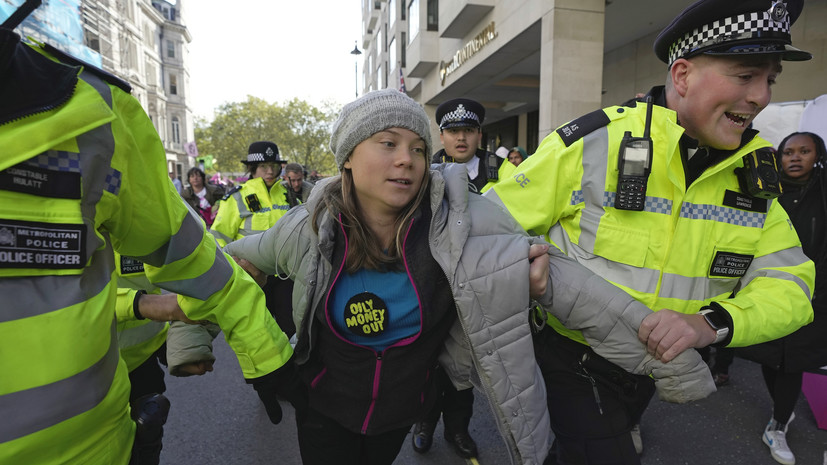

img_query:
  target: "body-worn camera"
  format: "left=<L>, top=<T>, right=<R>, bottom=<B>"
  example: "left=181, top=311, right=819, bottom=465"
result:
left=245, top=193, right=263, bottom=212
left=737, top=148, right=783, bottom=199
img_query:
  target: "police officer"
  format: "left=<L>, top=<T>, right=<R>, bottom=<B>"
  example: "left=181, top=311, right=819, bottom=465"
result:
left=431, top=98, right=513, bottom=194
left=486, top=1, right=815, bottom=464
left=211, top=141, right=291, bottom=247
left=168, top=142, right=297, bottom=379
left=0, top=9, right=294, bottom=464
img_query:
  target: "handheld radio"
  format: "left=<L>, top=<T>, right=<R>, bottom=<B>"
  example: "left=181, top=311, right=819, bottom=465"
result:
left=615, top=97, right=654, bottom=211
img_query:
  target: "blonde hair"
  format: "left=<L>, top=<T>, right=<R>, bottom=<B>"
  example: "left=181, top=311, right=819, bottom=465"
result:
left=312, top=168, right=430, bottom=272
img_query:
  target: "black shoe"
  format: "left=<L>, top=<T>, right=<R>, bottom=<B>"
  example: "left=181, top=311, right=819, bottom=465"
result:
left=411, top=421, right=436, bottom=454
left=445, top=431, right=478, bottom=459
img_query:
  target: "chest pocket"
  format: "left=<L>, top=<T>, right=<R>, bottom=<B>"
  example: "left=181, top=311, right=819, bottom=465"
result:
left=0, top=155, right=88, bottom=277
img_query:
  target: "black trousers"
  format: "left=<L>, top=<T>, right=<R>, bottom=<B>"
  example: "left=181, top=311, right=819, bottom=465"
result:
left=422, top=364, right=474, bottom=434
left=296, top=407, right=411, bottom=465
left=533, top=326, right=654, bottom=465
left=128, top=345, right=167, bottom=402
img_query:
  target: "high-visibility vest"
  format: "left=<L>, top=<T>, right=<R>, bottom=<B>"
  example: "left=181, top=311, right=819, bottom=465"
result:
left=211, top=176, right=291, bottom=247
left=0, top=34, right=291, bottom=464
left=487, top=101, right=814, bottom=347
left=114, top=253, right=167, bottom=372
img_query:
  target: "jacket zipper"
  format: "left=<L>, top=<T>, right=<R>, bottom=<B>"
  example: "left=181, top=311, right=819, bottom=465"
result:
left=0, top=85, right=76, bottom=127
left=361, top=352, right=383, bottom=434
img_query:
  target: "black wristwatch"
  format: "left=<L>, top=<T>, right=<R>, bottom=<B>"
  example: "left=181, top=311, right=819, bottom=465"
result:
left=698, top=307, right=730, bottom=344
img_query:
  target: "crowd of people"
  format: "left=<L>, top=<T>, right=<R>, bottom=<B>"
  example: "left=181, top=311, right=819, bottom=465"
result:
left=2, top=1, right=825, bottom=465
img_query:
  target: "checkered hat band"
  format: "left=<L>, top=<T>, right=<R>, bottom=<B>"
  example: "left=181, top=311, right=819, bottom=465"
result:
left=668, top=10, right=790, bottom=64
left=440, top=108, right=481, bottom=128
left=247, top=153, right=266, bottom=162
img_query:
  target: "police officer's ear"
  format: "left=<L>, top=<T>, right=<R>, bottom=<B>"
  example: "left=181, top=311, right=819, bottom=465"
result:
left=343, top=157, right=353, bottom=170
left=670, top=58, right=692, bottom=98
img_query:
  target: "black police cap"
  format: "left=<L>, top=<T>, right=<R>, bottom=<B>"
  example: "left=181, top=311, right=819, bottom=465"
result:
left=654, top=0, right=811, bottom=65
left=436, top=98, right=485, bottom=130
left=243, top=141, right=285, bottom=165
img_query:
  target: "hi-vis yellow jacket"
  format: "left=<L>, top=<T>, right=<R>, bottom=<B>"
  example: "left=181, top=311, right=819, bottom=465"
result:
left=114, top=253, right=167, bottom=372
left=211, top=176, right=291, bottom=247
left=0, top=33, right=291, bottom=464
left=486, top=100, right=814, bottom=347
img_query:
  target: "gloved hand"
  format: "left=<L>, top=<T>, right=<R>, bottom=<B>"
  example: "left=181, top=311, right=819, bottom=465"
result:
left=248, top=356, right=305, bottom=424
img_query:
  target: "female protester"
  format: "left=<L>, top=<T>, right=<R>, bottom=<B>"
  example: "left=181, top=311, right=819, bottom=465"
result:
left=225, top=89, right=713, bottom=465
left=740, top=132, right=827, bottom=465
left=507, top=146, right=529, bottom=167
left=181, top=167, right=224, bottom=227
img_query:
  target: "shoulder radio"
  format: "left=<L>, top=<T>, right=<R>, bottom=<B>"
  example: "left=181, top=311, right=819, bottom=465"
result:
left=615, top=97, right=654, bottom=211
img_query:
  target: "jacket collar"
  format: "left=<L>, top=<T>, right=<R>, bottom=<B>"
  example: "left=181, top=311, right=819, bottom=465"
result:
left=0, top=29, right=79, bottom=126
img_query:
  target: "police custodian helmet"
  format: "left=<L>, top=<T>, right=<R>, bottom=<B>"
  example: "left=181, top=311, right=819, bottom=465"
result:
left=654, top=0, right=812, bottom=66
left=435, top=98, right=486, bottom=130
left=242, top=141, right=285, bottom=165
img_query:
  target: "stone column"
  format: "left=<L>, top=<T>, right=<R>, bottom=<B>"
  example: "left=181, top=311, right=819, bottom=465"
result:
left=538, top=0, right=605, bottom=140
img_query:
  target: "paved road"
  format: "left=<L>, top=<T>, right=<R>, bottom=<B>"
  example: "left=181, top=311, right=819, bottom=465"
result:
left=161, top=335, right=827, bottom=464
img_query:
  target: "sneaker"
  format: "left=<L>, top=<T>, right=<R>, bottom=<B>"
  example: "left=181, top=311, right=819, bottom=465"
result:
left=630, top=424, right=643, bottom=454
left=763, top=420, right=795, bottom=465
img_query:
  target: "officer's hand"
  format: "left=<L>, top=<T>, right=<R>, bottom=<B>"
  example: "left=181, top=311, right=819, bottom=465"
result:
left=637, top=309, right=717, bottom=363
left=233, top=256, right=267, bottom=287
left=528, top=244, right=550, bottom=299
left=137, top=293, right=198, bottom=324
left=177, top=360, right=215, bottom=376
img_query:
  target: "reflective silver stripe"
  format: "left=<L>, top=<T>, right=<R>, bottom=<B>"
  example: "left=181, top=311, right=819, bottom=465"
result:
left=238, top=227, right=260, bottom=237
left=155, top=246, right=234, bottom=300
left=133, top=212, right=204, bottom=267
left=577, top=127, right=610, bottom=252
left=210, top=228, right=233, bottom=245
left=659, top=272, right=738, bottom=302
left=0, top=244, right=114, bottom=322
left=118, top=320, right=167, bottom=349
left=80, top=69, right=112, bottom=108
left=739, top=247, right=813, bottom=299
left=0, top=318, right=120, bottom=443
left=679, top=202, right=766, bottom=228
left=547, top=226, right=661, bottom=294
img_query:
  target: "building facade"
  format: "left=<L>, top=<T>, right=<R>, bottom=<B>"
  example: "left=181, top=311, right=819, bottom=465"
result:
left=362, top=0, right=827, bottom=153
left=81, top=0, right=195, bottom=180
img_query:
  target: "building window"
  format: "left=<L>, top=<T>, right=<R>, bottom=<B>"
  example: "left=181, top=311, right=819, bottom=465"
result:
left=378, top=62, right=383, bottom=89
left=169, top=74, right=177, bottom=95
left=377, top=26, right=383, bottom=56
left=389, top=36, right=396, bottom=70
left=401, top=32, right=406, bottom=67
left=426, top=0, right=438, bottom=31
left=401, top=0, right=406, bottom=20
left=171, top=116, right=180, bottom=144
left=408, top=0, right=419, bottom=43
left=389, top=0, right=396, bottom=28
left=167, top=40, right=175, bottom=58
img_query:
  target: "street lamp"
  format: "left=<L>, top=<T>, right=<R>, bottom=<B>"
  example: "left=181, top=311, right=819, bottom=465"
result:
left=350, top=41, right=362, bottom=99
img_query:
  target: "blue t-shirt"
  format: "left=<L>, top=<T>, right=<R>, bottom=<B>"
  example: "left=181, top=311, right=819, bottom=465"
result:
left=330, top=267, right=421, bottom=351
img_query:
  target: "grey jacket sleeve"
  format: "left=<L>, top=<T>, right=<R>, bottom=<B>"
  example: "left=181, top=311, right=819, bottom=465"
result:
left=540, top=244, right=715, bottom=403
left=223, top=206, right=310, bottom=278
left=166, top=321, right=221, bottom=377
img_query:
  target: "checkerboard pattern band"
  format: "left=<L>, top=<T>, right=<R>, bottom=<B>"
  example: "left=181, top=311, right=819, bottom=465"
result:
left=246, top=153, right=266, bottom=162
left=667, top=9, right=790, bottom=65
left=439, top=104, right=481, bottom=128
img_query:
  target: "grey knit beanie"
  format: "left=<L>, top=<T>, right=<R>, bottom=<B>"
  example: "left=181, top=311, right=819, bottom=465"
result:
left=330, top=89, right=432, bottom=171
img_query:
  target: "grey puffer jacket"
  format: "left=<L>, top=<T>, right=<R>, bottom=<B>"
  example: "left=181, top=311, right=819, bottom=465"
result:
left=224, top=163, right=714, bottom=464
